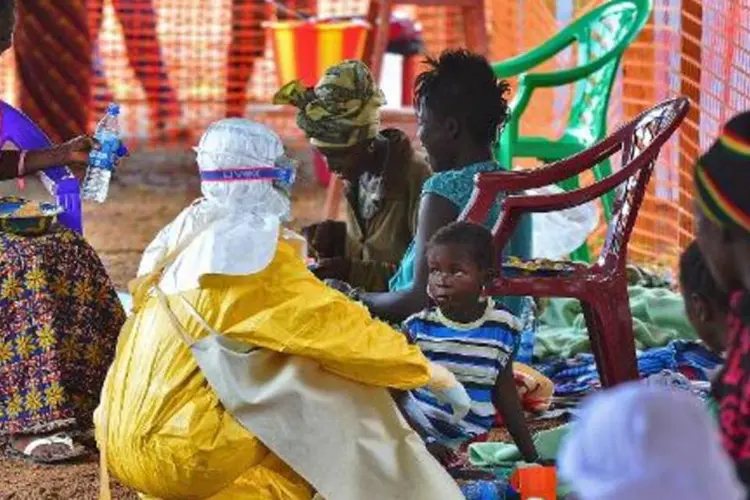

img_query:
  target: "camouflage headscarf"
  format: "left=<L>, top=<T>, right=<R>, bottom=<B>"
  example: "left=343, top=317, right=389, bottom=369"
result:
left=272, top=60, right=386, bottom=149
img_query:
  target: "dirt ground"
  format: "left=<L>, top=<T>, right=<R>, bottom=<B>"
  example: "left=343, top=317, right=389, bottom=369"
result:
left=0, top=147, right=328, bottom=499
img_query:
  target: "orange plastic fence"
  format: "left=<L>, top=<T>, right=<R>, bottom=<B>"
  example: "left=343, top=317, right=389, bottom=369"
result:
left=0, top=0, right=746, bottom=268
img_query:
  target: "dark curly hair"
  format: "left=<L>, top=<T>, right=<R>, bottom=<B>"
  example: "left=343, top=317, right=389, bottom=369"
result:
left=427, top=221, right=495, bottom=272
left=679, top=241, right=729, bottom=313
left=414, top=49, right=511, bottom=146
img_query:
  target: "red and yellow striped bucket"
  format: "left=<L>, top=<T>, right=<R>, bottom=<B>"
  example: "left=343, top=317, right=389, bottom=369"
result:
left=267, top=19, right=371, bottom=87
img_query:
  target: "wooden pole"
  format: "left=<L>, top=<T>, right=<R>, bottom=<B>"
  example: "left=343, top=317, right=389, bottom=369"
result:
left=14, top=1, right=92, bottom=142
left=620, top=7, right=658, bottom=262
left=678, top=0, right=702, bottom=250
left=490, top=0, right=520, bottom=63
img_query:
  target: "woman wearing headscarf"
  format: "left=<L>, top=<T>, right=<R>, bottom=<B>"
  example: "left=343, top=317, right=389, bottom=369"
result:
left=559, top=382, right=744, bottom=500
left=274, top=60, right=430, bottom=292
left=693, top=110, right=750, bottom=496
left=96, top=119, right=468, bottom=499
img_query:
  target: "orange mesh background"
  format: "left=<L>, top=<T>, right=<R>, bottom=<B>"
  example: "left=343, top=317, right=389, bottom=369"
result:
left=0, top=0, right=746, bottom=267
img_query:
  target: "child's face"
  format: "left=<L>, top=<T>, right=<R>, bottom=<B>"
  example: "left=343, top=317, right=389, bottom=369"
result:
left=427, top=243, right=486, bottom=314
left=684, top=291, right=727, bottom=355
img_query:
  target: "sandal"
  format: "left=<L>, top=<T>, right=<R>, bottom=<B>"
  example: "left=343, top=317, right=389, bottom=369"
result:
left=5, top=432, right=88, bottom=464
left=70, top=428, right=98, bottom=450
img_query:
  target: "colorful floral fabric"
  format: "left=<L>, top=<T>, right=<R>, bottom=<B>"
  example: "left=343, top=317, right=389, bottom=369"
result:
left=0, top=226, right=125, bottom=435
left=538, top=340, right=722, bottom=396
left=714, top=291, right=750, bottom=464
left=458, top=479, right=510, bottom=499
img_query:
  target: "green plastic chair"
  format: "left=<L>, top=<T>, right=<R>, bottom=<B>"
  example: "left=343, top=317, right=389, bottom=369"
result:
left=493, top=0, right=653, bottom=262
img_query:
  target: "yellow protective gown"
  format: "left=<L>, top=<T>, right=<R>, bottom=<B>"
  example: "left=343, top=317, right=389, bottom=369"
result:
left=95, top=239, right=431, bottom=499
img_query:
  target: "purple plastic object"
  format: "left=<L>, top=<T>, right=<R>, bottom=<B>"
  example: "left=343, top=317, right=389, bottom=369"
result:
left=0, top=101, right=82, bottom=233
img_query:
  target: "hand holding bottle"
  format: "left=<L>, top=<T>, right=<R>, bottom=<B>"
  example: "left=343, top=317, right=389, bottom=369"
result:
left=82, top=103, right=128, bottom=203
left=59, top=136, right=98, bottom=167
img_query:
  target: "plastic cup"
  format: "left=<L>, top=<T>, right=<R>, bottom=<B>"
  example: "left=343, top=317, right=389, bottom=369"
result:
left=510, top=465, right=557, bottom=500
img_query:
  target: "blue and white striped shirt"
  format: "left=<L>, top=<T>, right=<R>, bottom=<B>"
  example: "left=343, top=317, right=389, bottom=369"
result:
left=404, top=299, right=521, bottom=438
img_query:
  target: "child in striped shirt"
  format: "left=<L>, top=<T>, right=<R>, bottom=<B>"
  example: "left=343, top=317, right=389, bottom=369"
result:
left=398, top=221, right=538, bottom=463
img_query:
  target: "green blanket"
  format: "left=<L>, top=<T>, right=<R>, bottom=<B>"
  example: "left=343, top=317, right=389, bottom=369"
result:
left=535, top=285, right=697, bottom=360
left=468, top=425, right=569, bottom=467
left=469, top=396, right=717, bottom=468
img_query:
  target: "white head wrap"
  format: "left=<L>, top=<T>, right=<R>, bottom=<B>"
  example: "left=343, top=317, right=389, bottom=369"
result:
left=138, top=119, right=300, bottom=293
left=558, top=382, right=743, bottom=500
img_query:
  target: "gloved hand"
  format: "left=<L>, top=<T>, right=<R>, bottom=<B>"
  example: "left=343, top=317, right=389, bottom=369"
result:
left=434, top=386, right=472, bottom=424
left=427, top=363, right=472, bottom=423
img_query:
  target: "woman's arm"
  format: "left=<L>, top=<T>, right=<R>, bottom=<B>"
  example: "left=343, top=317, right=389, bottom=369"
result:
left=493, top=362, right=538, bottom=463
left=391, top=388, right=460, bottom=466
left=391, top=389, right=432, bottom=437
left=358, top=193, right=458, bottom=322
left=0, top=136, right=96, bottom=180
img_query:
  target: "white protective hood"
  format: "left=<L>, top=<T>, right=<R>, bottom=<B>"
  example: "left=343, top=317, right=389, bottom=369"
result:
left=138, top=119, right=298, bottom=294
left=558, top=382, right=744, bottom=500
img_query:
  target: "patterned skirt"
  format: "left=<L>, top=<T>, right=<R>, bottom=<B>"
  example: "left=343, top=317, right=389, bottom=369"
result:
left=0, top=227, right=125, bottom=435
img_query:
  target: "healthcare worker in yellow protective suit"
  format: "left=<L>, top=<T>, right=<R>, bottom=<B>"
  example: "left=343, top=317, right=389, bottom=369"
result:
left=95, top=119, right=469, bottom=500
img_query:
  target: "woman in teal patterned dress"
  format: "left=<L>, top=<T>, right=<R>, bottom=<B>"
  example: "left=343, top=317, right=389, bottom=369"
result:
left=356, top=49, right=513, bottom=323
left=0, top=1, right=126, bottom=465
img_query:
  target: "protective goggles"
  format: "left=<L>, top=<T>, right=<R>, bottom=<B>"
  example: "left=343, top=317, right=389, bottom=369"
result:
left=200, top=164, right=296, bottom=193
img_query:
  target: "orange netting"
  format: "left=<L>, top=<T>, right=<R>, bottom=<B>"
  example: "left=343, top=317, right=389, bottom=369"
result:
left=0, top=0, right=746, bottom=268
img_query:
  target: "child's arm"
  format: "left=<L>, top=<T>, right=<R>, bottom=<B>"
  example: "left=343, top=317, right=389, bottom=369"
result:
left=390, top=389, right=459, bottom=467
left=390, top=389, right=431, bottom=437
left=493, top=362, right=538, bottom=463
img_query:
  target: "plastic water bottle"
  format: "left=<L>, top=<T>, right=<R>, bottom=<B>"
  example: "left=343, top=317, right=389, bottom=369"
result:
left=82, top=103, right=127, bottom=203
left=516, top=297, right=537, bottom=364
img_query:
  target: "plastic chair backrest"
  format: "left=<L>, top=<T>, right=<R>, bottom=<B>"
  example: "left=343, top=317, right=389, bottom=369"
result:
left=597, top=98, right=687, bottom=270
left=566, top=0, right=652, bottom=141
left=464, top=98, right=688, bottom=272
left=0, top=101, right=82, bottom=234
left=502, top=202, right=532, bottom=317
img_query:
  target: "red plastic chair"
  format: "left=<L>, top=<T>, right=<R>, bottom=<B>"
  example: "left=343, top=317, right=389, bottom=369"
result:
left=461, top=98, right=689, bottom=387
